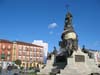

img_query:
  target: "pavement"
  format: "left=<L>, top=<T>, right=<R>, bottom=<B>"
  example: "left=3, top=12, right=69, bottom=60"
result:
left=0, top=69, right=20, bottom=75
left=0, top=69, right=37, bottom=75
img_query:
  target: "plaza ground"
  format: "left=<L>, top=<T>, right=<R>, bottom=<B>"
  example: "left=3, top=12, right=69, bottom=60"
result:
left=0, top=69, right=38, bottom=75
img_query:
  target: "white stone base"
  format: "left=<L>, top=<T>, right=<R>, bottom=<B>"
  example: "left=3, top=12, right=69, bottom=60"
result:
left=37, top=55, right=55, bottom=75
left=59, top=47, right=100, bottom=75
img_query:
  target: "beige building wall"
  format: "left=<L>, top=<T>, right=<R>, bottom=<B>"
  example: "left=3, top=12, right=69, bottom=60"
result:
left=12, top=41, right=44, bottom=68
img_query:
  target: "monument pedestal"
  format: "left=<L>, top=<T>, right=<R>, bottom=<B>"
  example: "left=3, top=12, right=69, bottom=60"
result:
left=59, top=47, right=100, bottom=75
left=37, top=54, right=55, bottom=75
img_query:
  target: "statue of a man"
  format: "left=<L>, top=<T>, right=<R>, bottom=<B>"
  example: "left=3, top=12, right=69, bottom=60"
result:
left=53, top=46, right=57, bottom=55
left=66, top=15, right=72, bottom=25
left=65, top=39, right=74, bottom=57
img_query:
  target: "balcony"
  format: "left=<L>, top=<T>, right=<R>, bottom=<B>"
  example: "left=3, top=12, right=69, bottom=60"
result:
left=7, top=54, right=11, bottom=56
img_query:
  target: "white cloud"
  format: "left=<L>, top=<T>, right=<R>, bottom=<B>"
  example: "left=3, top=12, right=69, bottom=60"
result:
left=49, top=31, right=53, bottom=35
left=48, top=22, right=57, bottom=29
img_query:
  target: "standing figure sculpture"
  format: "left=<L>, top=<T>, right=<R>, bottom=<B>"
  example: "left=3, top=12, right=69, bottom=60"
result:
left=59, top=11, right=78, bottom=57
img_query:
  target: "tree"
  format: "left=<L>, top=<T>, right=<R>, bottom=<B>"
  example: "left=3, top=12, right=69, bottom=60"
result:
left=14, top=59, right=21, bottom=67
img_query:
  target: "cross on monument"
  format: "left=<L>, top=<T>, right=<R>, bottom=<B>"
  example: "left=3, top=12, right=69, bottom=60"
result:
left=65, top=4, right=70, bottom=11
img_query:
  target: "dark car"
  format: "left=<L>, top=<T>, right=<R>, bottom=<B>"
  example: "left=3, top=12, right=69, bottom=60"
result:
left=98, top=64, right=100, bottom=68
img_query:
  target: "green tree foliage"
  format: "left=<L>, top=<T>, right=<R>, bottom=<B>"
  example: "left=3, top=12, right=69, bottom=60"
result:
left=14, top=59, right=21, bottom=66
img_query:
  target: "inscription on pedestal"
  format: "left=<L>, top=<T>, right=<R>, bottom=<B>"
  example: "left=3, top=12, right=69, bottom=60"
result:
left=75, top=55, right=85, bottom=62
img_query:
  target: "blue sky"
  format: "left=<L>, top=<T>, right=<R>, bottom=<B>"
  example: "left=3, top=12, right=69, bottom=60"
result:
left=0, top=0, right=100, bottom=52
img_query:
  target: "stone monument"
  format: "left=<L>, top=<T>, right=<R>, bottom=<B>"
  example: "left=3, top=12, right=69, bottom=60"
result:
left=55, top=11, right=100, bottom=75
left=38, top=11, right=100, bottom=75
left=52, top=11, right=78, bottom=71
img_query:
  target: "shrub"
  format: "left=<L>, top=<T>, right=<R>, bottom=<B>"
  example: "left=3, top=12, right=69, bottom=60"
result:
left=20, top=66, right=24, bottom=70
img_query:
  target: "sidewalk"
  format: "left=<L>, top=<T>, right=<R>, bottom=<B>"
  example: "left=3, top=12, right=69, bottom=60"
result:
left=0, top=69, right=37, bottom=75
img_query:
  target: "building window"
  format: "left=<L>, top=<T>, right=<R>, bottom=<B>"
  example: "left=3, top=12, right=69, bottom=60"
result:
left=7, top=56, right=10, bottom=60
left=33, top=52, right=36, bottom=57
left=30, top=52, right=33, bottom=57
left=26, top=52, right=28, bottom=56
left=23, top=46, right=26, bottom=51
left=18, top=45, right=22, bottom=49
left=30, top=48, right=33, bottom=51
left=33, top=47, right=36, bottom=52
left=30, top=58, right=33, bottom=62
left=23, top=51, right=26, bottom=56
left=30, top=54, right=33, bottom=57
left=18, top=56, right=21, bottom=60
left=8, top=45, right=11, bottom=50
left=2, top=45, right=6, bottom=50
left=36, top=48, right=39, bottom=52
left=7, top=51, right=11, bottom=56
left=18, top=51, right=22, bottom=56
left=36, top=57, right=39, bottom=62
left=36, top=53, right=40, bottom=57
left=30, top=57, right=32, bottom=60
left=40, top=57, right=43, bottom=62
left=40, top=53, right=43, bottom=57
left=22, top=56, right=25, bottom=61
left=33, top=57, right=36, bottom=62
left=30, top=52, right=33, bottom=56
left=40, top=48, right=43, bottom=52
left=26, top=57, right=29, bottom=61
left=25, top=47, right=28, bottom=51
left=8, top=51, right=10, bottom=55
left=19, top=48, right=22, bottom=51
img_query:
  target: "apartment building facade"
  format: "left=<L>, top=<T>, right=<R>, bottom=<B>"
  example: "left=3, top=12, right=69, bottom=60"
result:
left=32, top=40, right=48, bottom=63
left=0, top=39, right=13, bottom=68
left=12, top=41, right=44, bottom=68
left=0, top=39, right=44, bottom=68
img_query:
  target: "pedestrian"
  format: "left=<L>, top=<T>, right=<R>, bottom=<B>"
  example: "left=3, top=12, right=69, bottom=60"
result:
left=7, top=64, right=12, bottom=75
